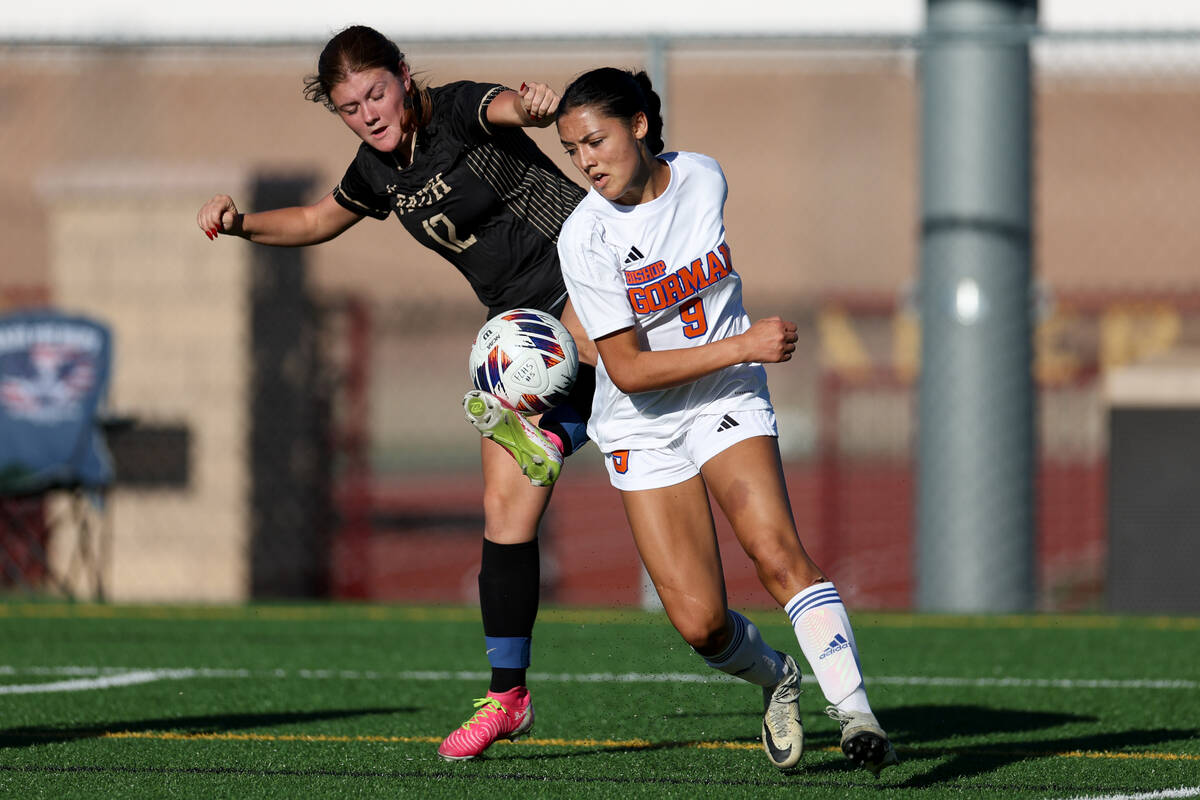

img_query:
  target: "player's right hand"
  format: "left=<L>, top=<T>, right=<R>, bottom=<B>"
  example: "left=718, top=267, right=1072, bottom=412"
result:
left=518, top=81, right=560, bottom=126
left=742, top=316, right=799, bottom=363
left=197, top=194, right=240, bottom=240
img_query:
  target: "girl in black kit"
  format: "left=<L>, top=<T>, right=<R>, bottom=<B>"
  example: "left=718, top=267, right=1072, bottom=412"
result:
left=196, top=25, right=592, bottom=761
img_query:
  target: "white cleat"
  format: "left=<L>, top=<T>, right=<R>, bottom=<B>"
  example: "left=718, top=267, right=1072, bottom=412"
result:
left=826, top=706, right=899, bottom=777
left=761, top=651, right=804, bottom=770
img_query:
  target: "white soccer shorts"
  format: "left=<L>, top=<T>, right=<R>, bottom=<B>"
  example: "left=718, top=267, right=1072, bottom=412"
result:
left=602, top=408, right=777, bottom=491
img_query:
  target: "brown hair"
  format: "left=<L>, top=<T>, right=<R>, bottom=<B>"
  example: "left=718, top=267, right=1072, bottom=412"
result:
left=302, top=25, right=431, bottom=126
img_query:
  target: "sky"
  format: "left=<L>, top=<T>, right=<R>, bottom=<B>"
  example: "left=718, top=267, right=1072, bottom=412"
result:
left=4, top=1, right=1200, bottom=41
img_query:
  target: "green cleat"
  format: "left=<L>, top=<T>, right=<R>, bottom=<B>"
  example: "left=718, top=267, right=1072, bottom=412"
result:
left=464, top=390, right=563, bottom=487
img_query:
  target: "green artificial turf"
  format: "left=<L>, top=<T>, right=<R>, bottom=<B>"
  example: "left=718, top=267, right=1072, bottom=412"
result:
left=1, top=602, right=1197, bottom=799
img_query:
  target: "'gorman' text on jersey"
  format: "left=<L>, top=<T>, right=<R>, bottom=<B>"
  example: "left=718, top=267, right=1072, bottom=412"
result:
left=557, top=151, right=772, bottom=452
left=332, top=81, right=585, bottom=317
left=625, top=243, right=733, bottom=314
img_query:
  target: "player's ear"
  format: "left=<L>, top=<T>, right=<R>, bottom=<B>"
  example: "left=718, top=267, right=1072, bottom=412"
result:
left=631, top=111, right=648, bottom=141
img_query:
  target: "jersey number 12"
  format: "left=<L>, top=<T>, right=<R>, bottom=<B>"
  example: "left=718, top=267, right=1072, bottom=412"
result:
left=423, top=213, right=478, bottom=254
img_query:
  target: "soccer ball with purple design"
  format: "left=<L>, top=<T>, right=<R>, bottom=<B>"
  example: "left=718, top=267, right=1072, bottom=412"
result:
left=468, top=308, right=579, bottom=415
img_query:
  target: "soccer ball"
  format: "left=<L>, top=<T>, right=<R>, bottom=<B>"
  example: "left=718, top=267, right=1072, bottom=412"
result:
left=468, top=308, right=579, bottom=415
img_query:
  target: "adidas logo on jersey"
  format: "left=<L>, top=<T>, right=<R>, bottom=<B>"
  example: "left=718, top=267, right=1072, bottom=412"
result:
left=819, top=633, right=851, bottom=660
left=716, top=414, right=739, bottom=432
left=623, top=245, right=645, bottom=264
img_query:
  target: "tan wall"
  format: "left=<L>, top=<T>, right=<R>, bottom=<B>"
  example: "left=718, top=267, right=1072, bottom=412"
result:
left=41, top=166, right=253, bottom=602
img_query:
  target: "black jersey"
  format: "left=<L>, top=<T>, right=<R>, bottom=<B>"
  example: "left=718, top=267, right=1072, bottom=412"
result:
left=333, top=81, right=586, bottom=318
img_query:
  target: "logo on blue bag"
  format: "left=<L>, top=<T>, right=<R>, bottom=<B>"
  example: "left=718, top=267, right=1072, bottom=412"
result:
left=0, top=324, right=101, bottom=424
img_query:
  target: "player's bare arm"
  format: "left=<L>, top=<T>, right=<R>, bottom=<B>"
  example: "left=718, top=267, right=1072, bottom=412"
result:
left=198, top=191, right=362, bottom=246
left=595, top=316, right=798, bottom=395
left=487, top=81, right=560, bottom=128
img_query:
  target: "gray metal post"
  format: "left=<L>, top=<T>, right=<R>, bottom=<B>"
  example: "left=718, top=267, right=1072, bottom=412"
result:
left=917, top=0, right=1037, bottom=611
left=640, top=35, right=669, bottom=612
left=646, top=35, right=670, bottom=148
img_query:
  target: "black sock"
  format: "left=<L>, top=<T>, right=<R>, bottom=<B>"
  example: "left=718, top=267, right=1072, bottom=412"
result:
left=478, top=538, right=540, bottom=693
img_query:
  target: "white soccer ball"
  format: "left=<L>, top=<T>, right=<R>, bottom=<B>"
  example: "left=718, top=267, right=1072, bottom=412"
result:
left=468, top=308, right=579, bottom=416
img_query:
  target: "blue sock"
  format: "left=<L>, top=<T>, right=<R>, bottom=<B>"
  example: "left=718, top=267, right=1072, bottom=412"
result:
left=540, top=404, right=589, bottom=457
left=484, top=636, right=532, bottom=670
left=539, top=363, right=594, bottom=457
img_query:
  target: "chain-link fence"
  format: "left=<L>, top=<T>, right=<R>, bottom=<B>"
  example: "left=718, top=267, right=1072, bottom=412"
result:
left=2, top=31, right=1198, bottom=609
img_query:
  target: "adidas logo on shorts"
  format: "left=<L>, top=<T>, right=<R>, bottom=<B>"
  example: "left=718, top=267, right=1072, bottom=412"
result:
left=716, top=414, right=739, bottom=432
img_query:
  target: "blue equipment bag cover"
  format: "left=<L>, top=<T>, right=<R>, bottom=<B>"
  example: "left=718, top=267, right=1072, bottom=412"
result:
left=0, top=311, right=114, bottom=493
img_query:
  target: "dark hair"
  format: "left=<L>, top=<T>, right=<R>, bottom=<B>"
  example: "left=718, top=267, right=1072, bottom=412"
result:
left=302, top=25, right=430, bottom=124
left=558, top=67, right=665, bottom=155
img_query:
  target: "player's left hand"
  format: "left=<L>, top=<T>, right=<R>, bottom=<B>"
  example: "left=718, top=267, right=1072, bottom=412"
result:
left=519, top=82, right=560, bottom=126
left=742, top=316, right=799, bottom=363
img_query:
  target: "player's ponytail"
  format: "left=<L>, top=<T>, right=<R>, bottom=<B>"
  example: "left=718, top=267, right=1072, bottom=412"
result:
left=559, top=67, right=666, bottom=155
left=630, top=71, right=665, bottom=155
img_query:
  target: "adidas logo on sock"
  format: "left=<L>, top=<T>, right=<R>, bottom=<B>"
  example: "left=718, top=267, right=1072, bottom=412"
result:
left=716, top=414, right=739, bottom=432
left=819, top=633, right=850, bottom=660
left=623, top=245, right=645, bottom=264
left=820, top=633, right=849, bottom=662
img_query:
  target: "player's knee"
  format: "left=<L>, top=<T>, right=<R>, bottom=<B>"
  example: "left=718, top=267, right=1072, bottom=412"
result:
left=674, top=609, right=729, bottom=654
left=745, top=537, right=822, bottom=592
left=481, top=503, right=538, bottom=543
left=480, top=487, right=545, bottom=542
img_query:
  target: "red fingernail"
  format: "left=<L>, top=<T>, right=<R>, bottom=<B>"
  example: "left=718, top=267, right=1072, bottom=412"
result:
left=520, top=83, right=527, bottom=92
left=205, top=231, right=213, bottom=240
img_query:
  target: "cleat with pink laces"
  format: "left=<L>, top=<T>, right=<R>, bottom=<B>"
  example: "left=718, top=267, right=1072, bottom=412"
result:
left=463, top=390, right=562, bottom=487
left=437, top=686, right=534, bottom=761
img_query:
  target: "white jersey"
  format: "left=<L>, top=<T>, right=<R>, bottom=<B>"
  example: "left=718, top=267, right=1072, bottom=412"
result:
left=558, top=151, right=771, bottom=451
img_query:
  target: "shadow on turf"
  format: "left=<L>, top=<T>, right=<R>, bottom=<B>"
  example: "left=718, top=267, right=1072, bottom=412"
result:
left=0, top=707, right=416, bottom=749
left=490, top=703, right=1195, bottom=789
left=830, top=703, right=1199, bottom=788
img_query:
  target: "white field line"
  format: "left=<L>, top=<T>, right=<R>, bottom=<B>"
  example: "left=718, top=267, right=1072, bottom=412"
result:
left=1053, top=787, right=1200, bottom=800
left=0, top=670, right=174, bottom=695
left=0, top=665, right=1196, bottom=695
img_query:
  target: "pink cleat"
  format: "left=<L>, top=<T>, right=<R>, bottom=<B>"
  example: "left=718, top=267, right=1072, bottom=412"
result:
left=437, top=686, right=534, bottom=761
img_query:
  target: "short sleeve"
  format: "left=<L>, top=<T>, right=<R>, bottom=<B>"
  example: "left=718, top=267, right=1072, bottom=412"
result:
left=558, top=217, right=635, bottom=340
left=332, top=155, right=390, bottom=220
left=437, top=82, right=508, bottom=143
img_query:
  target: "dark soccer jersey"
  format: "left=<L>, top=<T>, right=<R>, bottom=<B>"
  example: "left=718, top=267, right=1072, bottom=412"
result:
left=333, top=81, right=586, bottom=318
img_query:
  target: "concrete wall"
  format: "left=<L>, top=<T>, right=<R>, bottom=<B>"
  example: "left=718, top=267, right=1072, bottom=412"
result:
left=41, top=165, right=253, bottom=602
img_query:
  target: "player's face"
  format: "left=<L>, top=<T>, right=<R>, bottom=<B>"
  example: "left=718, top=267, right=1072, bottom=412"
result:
left=558, top=105, right=652, bottom=205
left=329, top=66, right=413, bottom=153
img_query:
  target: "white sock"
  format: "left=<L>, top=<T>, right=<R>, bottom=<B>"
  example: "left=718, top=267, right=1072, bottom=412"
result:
left=701, top=610, right=786, bottom=688
left=785, top=582, right=872, bottom=712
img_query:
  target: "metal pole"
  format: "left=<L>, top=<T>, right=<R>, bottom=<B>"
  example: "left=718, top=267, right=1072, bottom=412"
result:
left=640, top=35, right=669, bottom=612
left=646, top=35, right=669, bottom=149
left=917, top=0, right=1037, bottom=611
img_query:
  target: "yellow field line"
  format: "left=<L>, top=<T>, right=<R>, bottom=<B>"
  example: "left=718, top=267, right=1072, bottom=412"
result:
left=96, top=730, right=1200, bottom=762
left=1, top=603, right=1197, bottom=631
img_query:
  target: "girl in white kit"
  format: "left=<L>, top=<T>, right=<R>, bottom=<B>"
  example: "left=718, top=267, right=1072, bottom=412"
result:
left=553, top=66, right=898, bottom=776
